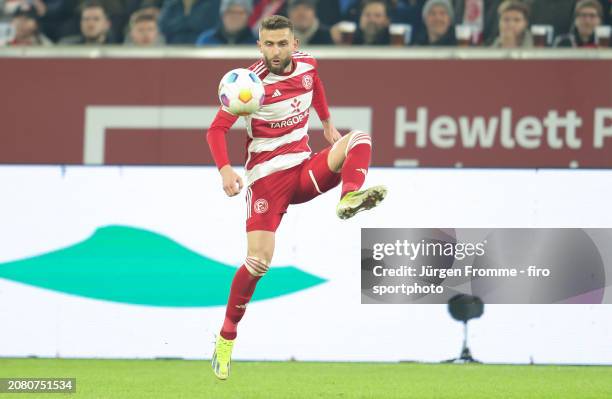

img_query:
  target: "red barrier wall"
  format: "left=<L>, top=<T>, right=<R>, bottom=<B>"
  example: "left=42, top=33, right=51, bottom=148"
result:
left=1, top=57, right=611, bottom=167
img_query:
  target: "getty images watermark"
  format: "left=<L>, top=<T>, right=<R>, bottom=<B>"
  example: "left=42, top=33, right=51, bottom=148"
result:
left=361, top=228, right=611, bottom=304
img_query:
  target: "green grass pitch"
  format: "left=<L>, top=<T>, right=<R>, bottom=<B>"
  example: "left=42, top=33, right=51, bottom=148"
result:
left=1, top=358, right=611, bottom=398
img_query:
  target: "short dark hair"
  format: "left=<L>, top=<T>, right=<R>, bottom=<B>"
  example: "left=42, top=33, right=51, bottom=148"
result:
left=81, top=0, right=109, bottom=18
left=361, top=0, right=389, bottom=16
left=575, top=0, right=603, bottom=18
left=129, top=10, right=157, bottom=29
left=260, top=15, right=294, bottom=33
left=497, top=0, right=530, bottom=20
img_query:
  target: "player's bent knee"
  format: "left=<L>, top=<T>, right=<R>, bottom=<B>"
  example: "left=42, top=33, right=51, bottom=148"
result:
left=244, top=256, right=270, bottom=277
left=344, top=130, right=372, bottom=157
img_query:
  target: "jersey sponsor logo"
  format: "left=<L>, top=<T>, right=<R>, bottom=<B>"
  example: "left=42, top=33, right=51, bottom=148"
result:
left=302, top=74, right=313, bottom=90
left=272, top=89, right=282, bottom=98
left=269, top=109, right=309, bottom=129
left=254, top=198, right=269, bottom=214
left=291, top=98, right=301, bottom=114
left=356, top=168, right=368, bottom=176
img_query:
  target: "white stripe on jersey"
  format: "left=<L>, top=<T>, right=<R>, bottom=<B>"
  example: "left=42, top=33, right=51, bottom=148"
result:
left=246, top=152, right=310, bottom=185
left=248, top=124, right=308, bottom=153
left=253, top=63, right=266, bottom=75
left=262, top=62, right=314, bottom=84
left=252, top=91, right=313, bottom=122
left=244, top=115, right=254, bottom=138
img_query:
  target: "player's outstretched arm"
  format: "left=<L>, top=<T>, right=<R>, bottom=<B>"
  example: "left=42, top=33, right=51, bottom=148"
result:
left=311, top=68, right=339, bottom=145
left=219, top=165, right=244, bottom=197
left=206, top=108, right=242, bottom=197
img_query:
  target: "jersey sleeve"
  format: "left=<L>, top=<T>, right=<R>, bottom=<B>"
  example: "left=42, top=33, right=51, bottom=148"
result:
left=311, top=70, right=330, bottom=122
left=296, top=53, right=330, bottom=122
left=206, top=107, right=239, bottom=170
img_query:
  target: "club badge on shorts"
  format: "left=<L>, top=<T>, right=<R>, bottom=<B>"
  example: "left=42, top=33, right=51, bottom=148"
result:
left=254, top=198, right=269, bottom=214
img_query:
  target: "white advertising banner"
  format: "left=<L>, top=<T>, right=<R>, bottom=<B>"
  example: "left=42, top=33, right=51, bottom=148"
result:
left=0, top=166, right=611, bottom=364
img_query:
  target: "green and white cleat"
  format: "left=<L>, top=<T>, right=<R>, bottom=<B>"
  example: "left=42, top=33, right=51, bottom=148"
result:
left=336, top=185, right=387, bottom=220
left=211, top=335, right=234, bottom=380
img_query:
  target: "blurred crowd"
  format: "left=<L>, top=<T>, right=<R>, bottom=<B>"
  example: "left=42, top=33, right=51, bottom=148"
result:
left=1, top=0, right=611, bottom=48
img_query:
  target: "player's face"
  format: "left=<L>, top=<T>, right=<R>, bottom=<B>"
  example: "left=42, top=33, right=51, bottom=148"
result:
left=258, top=28, right=298, bottom=75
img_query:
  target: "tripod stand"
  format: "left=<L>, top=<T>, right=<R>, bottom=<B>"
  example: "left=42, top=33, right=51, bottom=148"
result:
left=443, top=294, right=483, bottom=364
left=444, top=320, right=480, bottom=363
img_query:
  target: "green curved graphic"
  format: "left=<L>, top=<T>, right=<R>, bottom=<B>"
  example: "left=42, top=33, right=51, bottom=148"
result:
left=0, top=225, right=326, bottom=307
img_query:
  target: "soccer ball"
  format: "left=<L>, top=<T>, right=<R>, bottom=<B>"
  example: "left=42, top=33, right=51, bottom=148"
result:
left=218, top=68, right=265, bottom=116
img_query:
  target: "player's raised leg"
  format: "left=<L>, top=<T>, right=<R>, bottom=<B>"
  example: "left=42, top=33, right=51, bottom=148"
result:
left=328, top=130, right=387, bottom=219
left=212, top=231, right=274, bottom=380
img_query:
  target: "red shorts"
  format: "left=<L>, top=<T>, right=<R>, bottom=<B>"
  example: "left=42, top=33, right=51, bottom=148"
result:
left=246, top=147, right=341, bottom=232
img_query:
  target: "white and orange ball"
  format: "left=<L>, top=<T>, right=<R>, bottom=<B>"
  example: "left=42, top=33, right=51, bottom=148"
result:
left=218, top=68, right=265, bottom=116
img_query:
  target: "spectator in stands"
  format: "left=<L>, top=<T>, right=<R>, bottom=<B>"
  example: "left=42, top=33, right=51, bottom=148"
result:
left=288, top=0, right=332, bottom=45
left=491, top=0, right=532, bottom=48
left=332, top=0, right=390, bottom=45
left=9, top=4, right=52, bottom=45
left=196, top=0, right=256, bottom=45
left=414, top=0, right=455, bottom=45
left=57, top=0, right=129, bottom=44
left=354, top=0, right=391, bottom=44
left=554, top=0, right=604, bottom=48
left=159, top=0, right=221, bottom=44
left=453, top=0, right=503, bottom=45
left=340, top=0, right=424, bottom=28
left=59, top=1, right=114, bottom=44
left=124, top=9, right=165, bottom=46
left=1, top=0, right=47, bottom=22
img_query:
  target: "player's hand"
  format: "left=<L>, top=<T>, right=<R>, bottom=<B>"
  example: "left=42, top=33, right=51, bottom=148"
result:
left=219, top=165, right=244, bottom=197
left=323, top=122, right=342, bottom=145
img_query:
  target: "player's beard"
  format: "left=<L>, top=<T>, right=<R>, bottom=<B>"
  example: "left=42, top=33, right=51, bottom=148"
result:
left=264, top=54, right=292, bottom=75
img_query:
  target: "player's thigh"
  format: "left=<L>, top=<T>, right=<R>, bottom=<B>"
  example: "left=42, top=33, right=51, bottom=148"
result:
left=247, top=230, right=275, bottom=263
left=291, top=148, right=341, bottom=204
left=246, top=167, right=298, bottom=234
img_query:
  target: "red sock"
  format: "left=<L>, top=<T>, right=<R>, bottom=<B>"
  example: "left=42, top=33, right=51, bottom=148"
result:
left=341, top=131, right=372, bottom=198
left=220, top=258, right=268, bottom=340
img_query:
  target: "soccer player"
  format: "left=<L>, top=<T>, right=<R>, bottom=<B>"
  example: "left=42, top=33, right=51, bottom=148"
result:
left=207, top=15, right=386, bottom=380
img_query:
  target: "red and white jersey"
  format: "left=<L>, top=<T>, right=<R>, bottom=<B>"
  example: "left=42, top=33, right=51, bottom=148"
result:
left=208, top=51, right=330, bottom=186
